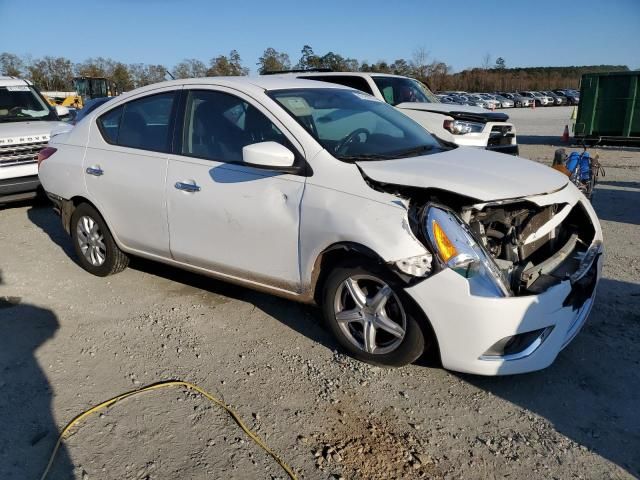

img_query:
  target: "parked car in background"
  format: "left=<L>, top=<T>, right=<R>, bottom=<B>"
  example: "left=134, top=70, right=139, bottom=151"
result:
left=541, top=91, right=565, bottom=105
left=283, top=72, right=518, bottom=154
left=0, top=76, right=71, bottom=203
left=487, top=94, right=514, bottom=108
left=554, top=89, right=580, bottom=105
left=437, top=95, right=467, bottom=105
left=455, top=94, right=488, bottom=108
left=519, top=91, right=551, bottom=107
left=39, top=76, right=603, bottom=374
left=464, top=94, right=492, bottom=109
left=477, top=94, right=502, bottom=109
left=499, top=92, right=530, bottom=108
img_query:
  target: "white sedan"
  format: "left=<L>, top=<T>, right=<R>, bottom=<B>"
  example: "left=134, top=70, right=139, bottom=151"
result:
left=38, top=77, right=602, bottom=375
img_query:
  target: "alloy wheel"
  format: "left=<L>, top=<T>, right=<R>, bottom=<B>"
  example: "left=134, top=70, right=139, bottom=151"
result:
left=333, top=275, right=407, bottom=355
left=76, top=215, right=107, bottom=266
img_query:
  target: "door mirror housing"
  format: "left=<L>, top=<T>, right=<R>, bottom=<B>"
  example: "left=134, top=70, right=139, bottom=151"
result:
left=242, top=141, right=295, bottom=169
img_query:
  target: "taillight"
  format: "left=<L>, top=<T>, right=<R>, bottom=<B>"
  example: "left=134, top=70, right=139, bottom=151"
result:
left=37, top=147, right=57, bottom=169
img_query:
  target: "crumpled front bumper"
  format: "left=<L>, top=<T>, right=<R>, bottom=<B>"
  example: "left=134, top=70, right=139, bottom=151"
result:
left=405, top=187, right=603, bottom=376
left=406, top=250, right=601, bottom=375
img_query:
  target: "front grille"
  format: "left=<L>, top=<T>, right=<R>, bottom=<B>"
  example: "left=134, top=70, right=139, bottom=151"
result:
left=0, top=141, right=48, bottom=168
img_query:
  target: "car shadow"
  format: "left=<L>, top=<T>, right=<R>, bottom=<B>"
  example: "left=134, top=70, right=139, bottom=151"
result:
left=128, top=256, right=339, bottom=353
left=457, top=276, right=640, bottom=477
left=518, top=136, right=640, bottom=152
left=27, top=206, right=76, bottom=258
left=517, top=135, right=563, bottom=146
left=591, top=182, right=639, bottom=226
left=597, top=179, right=640, bottom=190
left=0, top=269, right=74, bottom=478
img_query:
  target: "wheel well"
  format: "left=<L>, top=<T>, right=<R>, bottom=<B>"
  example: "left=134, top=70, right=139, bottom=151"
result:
left=310, top=242, right=442, bottom=366
left=311, top=242, right=386, bottom=305
left=61, top=196, right=99, bottom=234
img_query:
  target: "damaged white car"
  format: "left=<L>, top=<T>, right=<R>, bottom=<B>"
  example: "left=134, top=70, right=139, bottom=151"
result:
left=38, top=77, right=602, bottom=375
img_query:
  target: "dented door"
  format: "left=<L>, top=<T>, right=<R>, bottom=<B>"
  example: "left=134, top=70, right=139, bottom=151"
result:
left=165, top=155, right=305, bottom=291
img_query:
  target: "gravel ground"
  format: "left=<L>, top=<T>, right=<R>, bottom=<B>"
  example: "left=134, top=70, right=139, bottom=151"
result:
left=1, top=108, right=639, bottom=480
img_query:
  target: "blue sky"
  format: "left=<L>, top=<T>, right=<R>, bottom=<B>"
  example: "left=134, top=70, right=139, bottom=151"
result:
left=1, top=0, right=638, bottom=72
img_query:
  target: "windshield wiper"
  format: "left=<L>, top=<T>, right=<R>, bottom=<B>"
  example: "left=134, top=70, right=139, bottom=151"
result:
left=384, top=144, right=435, bottom=159
left=336, top=145, right=436, bottom=162
left=335, top=153, right=395, bottom=161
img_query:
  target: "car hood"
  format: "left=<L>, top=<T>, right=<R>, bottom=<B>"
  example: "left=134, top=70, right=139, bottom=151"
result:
left=0, top=120, right=71, bottom=142
left=395, top=102, right=509, bottom=122
left=356, top=147, right=568, bottom=202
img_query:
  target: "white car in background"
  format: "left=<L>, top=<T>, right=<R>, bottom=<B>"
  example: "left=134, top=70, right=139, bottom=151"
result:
left=0, top=76, right=70, bottom=203
left=520, top=91, right=553, bottom=107
left=282, top=72, right=518, bottom=155
left=39, top=77, right=602, bottom=375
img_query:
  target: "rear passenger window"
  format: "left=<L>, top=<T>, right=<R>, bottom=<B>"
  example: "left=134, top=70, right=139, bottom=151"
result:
left=97, top=106, right=123, bottom=144
left=97, top=92, right=176, bottom=152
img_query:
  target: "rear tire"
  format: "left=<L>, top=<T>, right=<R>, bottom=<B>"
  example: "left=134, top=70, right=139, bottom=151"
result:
left=70, top=203, right=129, bottom=277
left=322, top=263, right=426, bottom=367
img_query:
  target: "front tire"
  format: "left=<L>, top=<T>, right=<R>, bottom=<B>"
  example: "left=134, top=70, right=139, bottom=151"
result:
left=322, top=264, right=426, bottom=367
left=71, top=203, right=129, bottom=277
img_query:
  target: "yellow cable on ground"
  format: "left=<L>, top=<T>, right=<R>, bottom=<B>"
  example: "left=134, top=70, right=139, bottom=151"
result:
left=40, top=380, right=297, bottom=480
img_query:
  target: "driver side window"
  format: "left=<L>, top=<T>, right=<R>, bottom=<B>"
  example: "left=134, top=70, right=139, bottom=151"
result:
left=181, top=90, right=290, bottom=164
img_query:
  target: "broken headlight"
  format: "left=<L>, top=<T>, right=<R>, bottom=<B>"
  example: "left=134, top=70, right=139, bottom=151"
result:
left=424, top=205, right=511, bottom=297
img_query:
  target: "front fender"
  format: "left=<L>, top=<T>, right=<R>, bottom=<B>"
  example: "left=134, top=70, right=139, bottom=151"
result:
left=300, top=183, right=429, bottom=292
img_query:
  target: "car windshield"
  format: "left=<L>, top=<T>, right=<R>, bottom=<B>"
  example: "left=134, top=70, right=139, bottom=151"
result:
left=0, top=85, right=55, bottom=122
left=269, top=88, right=444, bottom=162
left=371, top=76, right=440, bottom=106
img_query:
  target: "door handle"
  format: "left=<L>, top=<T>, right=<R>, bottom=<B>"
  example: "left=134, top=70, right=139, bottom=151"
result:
left=174, top=181, right=201, bottom=193
left=86, top=167, right=104, bottom=176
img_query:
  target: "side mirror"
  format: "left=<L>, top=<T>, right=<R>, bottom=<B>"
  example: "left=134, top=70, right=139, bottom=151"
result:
left=55, top=105, right=70, bottom=118
left=242, top=141, right=295, bottom=169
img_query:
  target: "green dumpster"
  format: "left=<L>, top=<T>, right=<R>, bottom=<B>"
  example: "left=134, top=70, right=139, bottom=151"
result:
left=575, top=71, right=640, bottom=144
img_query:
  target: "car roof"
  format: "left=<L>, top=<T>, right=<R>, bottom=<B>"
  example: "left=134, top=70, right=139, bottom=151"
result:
left=0, top=76, right=32, bottom=87
left=276, top=71, right=410, bottom=80
left=114, top=75, right=352, bottom=102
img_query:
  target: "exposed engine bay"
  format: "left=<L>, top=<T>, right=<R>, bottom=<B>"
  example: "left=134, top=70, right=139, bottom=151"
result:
left=365, top=176, right=597, bottom=297
left=461, top=200, right=596, bottom=295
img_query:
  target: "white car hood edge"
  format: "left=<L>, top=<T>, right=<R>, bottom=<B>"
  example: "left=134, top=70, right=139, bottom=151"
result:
left=356, top=147, right=569, bottom=202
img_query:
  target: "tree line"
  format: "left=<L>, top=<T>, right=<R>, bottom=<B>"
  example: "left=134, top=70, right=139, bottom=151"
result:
left=0, top=47, right=629, bottom=93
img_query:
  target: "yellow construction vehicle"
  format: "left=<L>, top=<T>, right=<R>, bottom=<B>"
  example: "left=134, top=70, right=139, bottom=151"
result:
left=73, top=77, right=119, bottom=104
left=43, top=77, right=119, bottom=111
left=43, top=92, right=83, bottom=109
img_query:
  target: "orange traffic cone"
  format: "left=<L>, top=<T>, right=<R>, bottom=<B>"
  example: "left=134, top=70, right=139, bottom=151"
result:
left=562, top=124, right=569, bottom=143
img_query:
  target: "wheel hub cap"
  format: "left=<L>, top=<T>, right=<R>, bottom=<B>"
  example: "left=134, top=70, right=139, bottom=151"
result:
left=76, top=215, right=106, bottom=267
left=334, top=275, right=407, bottom=355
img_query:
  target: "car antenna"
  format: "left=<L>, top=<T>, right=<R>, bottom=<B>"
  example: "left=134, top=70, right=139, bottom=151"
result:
left=166, top=70, right=175, bottom=80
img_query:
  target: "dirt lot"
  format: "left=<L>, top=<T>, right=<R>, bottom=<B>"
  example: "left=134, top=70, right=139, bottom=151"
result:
left=1, top=108, right=639, bottom=479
